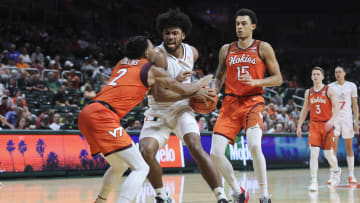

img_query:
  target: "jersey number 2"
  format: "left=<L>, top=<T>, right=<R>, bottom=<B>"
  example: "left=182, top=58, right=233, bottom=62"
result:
left=108, top=69, right=128, bottom=86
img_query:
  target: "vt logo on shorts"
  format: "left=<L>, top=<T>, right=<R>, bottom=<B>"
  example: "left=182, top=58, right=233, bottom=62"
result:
left=108, top=127, right=123, bottom=138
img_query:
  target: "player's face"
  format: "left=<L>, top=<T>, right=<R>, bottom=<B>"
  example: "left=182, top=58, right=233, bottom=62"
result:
left=311, top=70, right=324, bottom=83
left=334, top=67, right=345, bottom=81
left=162, top=27, right=185, bottom=53
left=235, top=16, right=255, bottom=39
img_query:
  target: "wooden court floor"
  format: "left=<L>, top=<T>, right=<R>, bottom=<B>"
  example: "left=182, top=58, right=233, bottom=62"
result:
left=0, top=167, right=359, bottom=203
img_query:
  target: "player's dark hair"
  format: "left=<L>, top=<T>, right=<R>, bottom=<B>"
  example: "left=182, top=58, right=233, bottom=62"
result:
left=235, top=8, right=257, bottom=25
left=156, top=8, right=192, bottom=36
left=335, top=66, right=345, bottom=72
left=124, top=36, right=149, bottom=59
left=312, top=66, right=325, bottom=75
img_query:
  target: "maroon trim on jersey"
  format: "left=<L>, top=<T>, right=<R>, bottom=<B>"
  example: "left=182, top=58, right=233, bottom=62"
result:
left=235, top=39, right=256, bottom=51
left=245, top=102, right=265, bottom=129
left=312, top=85, right=326, bottom=94
left=225, top=43, right=232, bottom=59
left=140, top=62, right=152, bottom=88
left=325, top=85, right=330, bottom=100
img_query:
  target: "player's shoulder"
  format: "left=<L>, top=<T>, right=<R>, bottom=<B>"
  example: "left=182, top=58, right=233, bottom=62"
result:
left=345, top=81, right=357, bottom=88
left=328, top=81, right=336, bottom=87
left=258, top=40, right=273, bottom=51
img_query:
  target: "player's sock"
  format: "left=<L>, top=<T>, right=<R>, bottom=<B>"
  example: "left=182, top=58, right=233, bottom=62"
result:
left=324, top=149, right=339, bottom=172
left=155, top=187, right=168, bottom=200
left=346, top=156, right=354, bottom=177
left=310, top=146, right=320, bottom=182
left=246, top=125, right=269, bottom=197
left=213, top=187, right=227, bottom=201
left=210, top=134, right=241, bottom=195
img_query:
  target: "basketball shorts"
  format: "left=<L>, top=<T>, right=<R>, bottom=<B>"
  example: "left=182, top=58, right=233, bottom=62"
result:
left=334, top=117, right=354, bottom=139
left=213, top=95, right=265, bottom=145
left=308, top=121, right=334, bottom=150
left=78, top=103, right=133, bottom=156
left=140, top=107, right=199, bottom=147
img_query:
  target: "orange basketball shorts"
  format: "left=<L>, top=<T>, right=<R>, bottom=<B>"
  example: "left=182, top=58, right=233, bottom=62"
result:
left=308, top=121, right=334, bottom=150
left=78, top=103, right=133, bottom=156
left=213, top=95, right=265, bottom=144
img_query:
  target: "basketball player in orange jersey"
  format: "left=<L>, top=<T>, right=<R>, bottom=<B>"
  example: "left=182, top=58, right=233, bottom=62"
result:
left=139, top=9, right=228, bottom=203
left=78, top=36, right=214, bottom=203
left=211, top=8, right=282, bottom=203
left=297, top=66, right=341, bottom=192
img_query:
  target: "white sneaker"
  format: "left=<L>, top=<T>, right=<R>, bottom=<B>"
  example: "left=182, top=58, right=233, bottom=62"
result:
left=348, top=176, right=358, bottom=184
left=308, top=180, right=318, bottom=192
left=331, top=168, right=341, bottom=186
left=327, top=168, right=334, bottom=185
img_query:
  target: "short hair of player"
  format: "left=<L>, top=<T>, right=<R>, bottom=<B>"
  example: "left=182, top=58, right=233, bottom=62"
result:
left=312, top=66, right=325, bottom=75
left=156, top=8, right=192, bottom=36
left=124, top=36, right=149, bottom=59
left=235, top=8, right=258, bottom=25
left=335, top=66, right=345, bottom=72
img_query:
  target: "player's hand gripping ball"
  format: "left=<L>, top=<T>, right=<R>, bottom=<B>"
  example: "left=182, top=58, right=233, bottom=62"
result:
left=190, top=87, right=218, bottom=114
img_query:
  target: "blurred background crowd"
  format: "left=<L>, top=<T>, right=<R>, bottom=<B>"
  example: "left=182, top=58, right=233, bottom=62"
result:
left=0, top=0, right=359, bottom=133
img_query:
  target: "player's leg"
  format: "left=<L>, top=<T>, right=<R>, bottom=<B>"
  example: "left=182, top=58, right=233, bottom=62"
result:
left=323, top=130, right=341, bottom=186
left=108, top=144, right=150, bottom=203
left=309, top=145, right=320, bottom=191
left=245, top=104, right=270, bottom=201
left=210, top=134, right=248, bottom=202
left=139, top=118, right=173, bottom=202
left=177, top=112, right=228, bottom=202
left=328, top=121, right=341, bottom=184
left=342, top=120, right=357, bottom=183
left=95, top=153, right=130, bottom=203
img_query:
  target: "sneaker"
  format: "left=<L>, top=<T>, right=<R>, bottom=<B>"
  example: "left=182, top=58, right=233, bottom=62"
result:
left=259, top=196, right=271, bottom=203
left=308, top=180, right=318, bottom=192
left=232, top=187, right=249, bottom=203
left=348, top=176, right=358, bottom=184
left=331, top=168, right=341, bottom=186
left=217, top=199, right=228, bottom=203
left=155, top=195, right=175, bottom=203
left=327, top=168, right=334, bottom=185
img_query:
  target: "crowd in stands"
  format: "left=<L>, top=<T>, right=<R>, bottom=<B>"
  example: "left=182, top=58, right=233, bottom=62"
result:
left=1, top=11, right=359, bottom=134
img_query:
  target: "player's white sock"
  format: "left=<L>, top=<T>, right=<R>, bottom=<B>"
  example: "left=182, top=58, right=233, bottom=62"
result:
left=246, top=125, right=269, bottom=197
left=105, top=144, right=149, bottom=203
left=213, top=187, right=227, bottom=201
left=324, top=149, right=339, bottom=172
left=155, top=187, right=168, bottom=200
left=346, top=156, right=354, bottom=177
left=210, top=134, right=241, bottom=196
left=310, top=146, right=320, bottom=181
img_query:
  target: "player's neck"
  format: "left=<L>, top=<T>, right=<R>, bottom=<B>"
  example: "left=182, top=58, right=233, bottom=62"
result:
left=313, top=83, right=324, bottom=91
left=237, top=38, right=254, bottom=49
left=169, top=44, right=184, bottom=59
left=336, top=79, right=345, bottom=85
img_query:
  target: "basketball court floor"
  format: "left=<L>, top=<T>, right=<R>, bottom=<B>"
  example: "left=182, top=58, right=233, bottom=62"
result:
left=0, top=167, right=359, bottom=202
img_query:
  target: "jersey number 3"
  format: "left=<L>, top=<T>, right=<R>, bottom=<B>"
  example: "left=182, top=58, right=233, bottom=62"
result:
left=108, top=69, right=128, bottom=86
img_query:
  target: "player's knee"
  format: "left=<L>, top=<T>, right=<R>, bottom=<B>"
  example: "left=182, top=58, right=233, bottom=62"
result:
left=323, top=149, right=333, bottom=160
left=139, top=143, right=157, bottom=161
left=248, top=144, right=262, bottom=157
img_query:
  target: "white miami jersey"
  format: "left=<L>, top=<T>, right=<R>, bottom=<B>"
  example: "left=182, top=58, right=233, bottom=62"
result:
left=147, top=42, right=194, bottom=112
left=329, top=81, right=358, bottom=118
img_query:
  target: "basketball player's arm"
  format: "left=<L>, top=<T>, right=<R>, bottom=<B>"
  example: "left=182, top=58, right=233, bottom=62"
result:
left=297, top=90, right=310, bottom=138
left=326, top=87, right=340, bottom=131
left=240, top=42, right=282, bottom=87
left=351, top=96, right=359, bottom=134
left=148, top=66, right=213, bottom=98
left=149, top=48, right=168, bottom=70
left=214, top=44, right=229, bottom=93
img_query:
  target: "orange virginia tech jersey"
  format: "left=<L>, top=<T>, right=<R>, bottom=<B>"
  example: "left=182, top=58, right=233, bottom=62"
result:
left=93, top=57, right=151, bottom=119
left=225, top=40, right=266, bottom=96
left=309, top=85, right=332, bottom=122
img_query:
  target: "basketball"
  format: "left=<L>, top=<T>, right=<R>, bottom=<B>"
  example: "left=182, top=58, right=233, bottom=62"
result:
left=190, top=88, right=218, bottom=114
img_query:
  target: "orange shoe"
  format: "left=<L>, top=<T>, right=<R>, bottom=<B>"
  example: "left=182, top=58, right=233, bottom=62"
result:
left=348, top=176, right=358, bottom=184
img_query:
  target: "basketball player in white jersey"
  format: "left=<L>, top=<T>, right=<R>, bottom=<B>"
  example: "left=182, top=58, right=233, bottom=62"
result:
left=328, top=66, right=359, bottom=184
left=139, top=9, right=228, bottom=203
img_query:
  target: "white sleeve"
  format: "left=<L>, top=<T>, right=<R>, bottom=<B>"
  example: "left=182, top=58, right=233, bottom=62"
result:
left=351, top=83, right=358, bottom=98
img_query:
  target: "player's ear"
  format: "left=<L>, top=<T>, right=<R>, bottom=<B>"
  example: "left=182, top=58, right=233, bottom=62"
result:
left=181, top=32, right=185, bottom=40
left=252, top=24, right=256, bottom=31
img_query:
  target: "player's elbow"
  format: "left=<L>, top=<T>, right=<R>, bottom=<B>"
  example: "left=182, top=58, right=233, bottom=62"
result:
left=275, top=74, right=283, bottom=86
